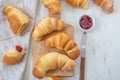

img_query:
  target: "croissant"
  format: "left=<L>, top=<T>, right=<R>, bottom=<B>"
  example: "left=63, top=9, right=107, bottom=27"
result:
left=66, top=0, right=89, bottom=9
left=94, top=0, right=114, bottom=13
left=47, top=76, right=62, bottom=80
left=32, top=17, right=64, bottom=40
left=46, top=32, right=80, bottom=59
left=33, top=52, right=75, bottom=79
left=41, top=0, right=62, bottom=15
left=3, top=45, right=25, bottom=65
left=3, top=5, right=30, bottom=36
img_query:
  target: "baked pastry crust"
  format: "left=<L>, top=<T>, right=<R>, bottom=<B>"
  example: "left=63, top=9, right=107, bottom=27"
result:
left=41, top=0, right=62, bottom=15
left=3, top=5, right=30, bottom=36
left=46, top=32, right=80, bottom=59
left=66, top=0, right=89, bottom=9
left=47, top=76, right=62, bottom=80
left=33, top=52, right=75, bottom=79
left=3, top=45, right=25, bottom=65
left=32, top=17, right=64, bottom=40
left=94, top=0, right=114, bottom=13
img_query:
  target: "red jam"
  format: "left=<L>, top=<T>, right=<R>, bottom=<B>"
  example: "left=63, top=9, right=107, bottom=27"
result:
left=16, top=45, right=23, bottom=52
left=79, top=15, right=93, bottom=30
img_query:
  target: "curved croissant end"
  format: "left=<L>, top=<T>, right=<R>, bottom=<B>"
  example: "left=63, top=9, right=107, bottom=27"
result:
left=33, top=52, right=75, bottom=79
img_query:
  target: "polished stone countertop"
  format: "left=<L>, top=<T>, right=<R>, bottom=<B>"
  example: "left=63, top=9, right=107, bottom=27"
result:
left=0, top=0, right=120, bottom=80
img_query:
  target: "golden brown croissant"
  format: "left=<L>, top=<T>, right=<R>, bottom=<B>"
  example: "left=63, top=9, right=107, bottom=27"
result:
left=3, top=5, right=30, bottom=36
left=33, top=52, right=75, bottom=79
left=94, top=0, right=114, bottom=13
left=32, top=17, right=64, bottom=40
left=3, top=45, right=25, bottom=65
left=41, top=0, right=62, bottom=15
left=46, top=32, right=80, bottom=59
left=47, top=76, right=62, bottom=80
left=66, top=0, right=89, bottom=9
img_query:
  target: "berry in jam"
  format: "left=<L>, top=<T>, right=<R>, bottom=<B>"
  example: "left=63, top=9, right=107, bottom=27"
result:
left=16, top=45, right=23, bottom=52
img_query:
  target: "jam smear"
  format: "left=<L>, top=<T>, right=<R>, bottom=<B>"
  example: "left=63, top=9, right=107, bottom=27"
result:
left=79, top=15, right=93, bottom=30
left=16, top=45, right=23, bottom=52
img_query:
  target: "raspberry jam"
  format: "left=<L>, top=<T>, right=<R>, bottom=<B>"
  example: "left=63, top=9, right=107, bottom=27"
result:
left=16, top=45, right=23, bottom=52
left=79, top=15, right=93, bottom=30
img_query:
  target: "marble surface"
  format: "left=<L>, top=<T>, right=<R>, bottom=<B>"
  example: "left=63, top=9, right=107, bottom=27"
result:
left=24, top=0, right=120, bottom=80
left=0, top=0, right=120, bottom=80
left=0, top=0, right=38, bottom=80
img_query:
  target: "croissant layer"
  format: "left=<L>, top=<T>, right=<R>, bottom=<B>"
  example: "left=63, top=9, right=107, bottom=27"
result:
left=33, top=52, right=75, bottom=79
left=3, top=45, right=25, bottom=65
left=94, top=0, right=114, bottom=13
left=4, top=5, right=30, bottom=36
left=47, top=76, right=62, bottom=80
left=32, top=17, right=64, bottom=40
left=66, top=0, right=89, bottom=9
left=41, top=0, right=62, bottom=15
left=46, top=32, right=80, bottom=59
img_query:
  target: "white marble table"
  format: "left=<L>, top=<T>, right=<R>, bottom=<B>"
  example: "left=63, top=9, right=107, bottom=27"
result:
left=0, top=0, right=120, bottom=80
left=23, top=0, right=120, bottom=80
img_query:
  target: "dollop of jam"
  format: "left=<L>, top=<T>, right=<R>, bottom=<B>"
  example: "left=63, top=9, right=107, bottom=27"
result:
left=79, top=15, right=93, bottom=30
left=16, top=45, right=23, bottom=52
